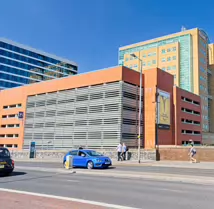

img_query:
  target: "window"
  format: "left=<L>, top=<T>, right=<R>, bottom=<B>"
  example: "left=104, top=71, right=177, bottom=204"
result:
left=172, top=66, right=176, bottom=70
left=148, top=53, right=152, bottom=57
left=69, top=150, right=78, bottom=156
left=172, top=56, right=176, bottom=60
left=167, top=48, right=171, bottom=52
left=167, top=66, right=171, bottom=70
left=174, top=75, right=176, bottom=79
left=142, top=62, right=146, bottom=66
left=129, top=65, right=132, bottom=68
left=167, top=57, right=171, bottom=61
left=133, top=64, right=138, bottom=68
left=152, top=60, right=156, bottom=64
left=148, top=61, right=151, bottom=66
left=162, top=49, right=166, bottom=54
left=125, top=58, right=129, bottom=61
left=162, top=67, right=166, bottom=71
left=162, top=58, right=166, bottom=62
left=172, top=47, right=176, bottom=51
left=142, top=54, right=146, bottom=58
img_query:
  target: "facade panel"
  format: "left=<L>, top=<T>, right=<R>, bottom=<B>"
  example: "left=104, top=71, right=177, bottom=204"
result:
left=0, top=38, right=78, bottom=89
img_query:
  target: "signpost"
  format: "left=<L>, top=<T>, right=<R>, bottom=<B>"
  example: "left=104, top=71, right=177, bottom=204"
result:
left=18, top=111, right=24, bottom=119
left=29, top=141, right=36, bottom=159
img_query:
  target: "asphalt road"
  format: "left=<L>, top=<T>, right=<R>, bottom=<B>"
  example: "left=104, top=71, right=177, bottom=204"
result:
left=15, top=161, right=214, bottom=177
left=0, top=169, right=214, bottom=209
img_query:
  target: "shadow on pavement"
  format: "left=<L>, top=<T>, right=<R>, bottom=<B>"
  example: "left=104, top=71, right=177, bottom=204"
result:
left=10, top=171, right=27, bottom=176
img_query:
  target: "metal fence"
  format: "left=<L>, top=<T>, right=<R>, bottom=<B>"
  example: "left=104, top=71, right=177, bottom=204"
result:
left=23, top=81, right=143, bottom=149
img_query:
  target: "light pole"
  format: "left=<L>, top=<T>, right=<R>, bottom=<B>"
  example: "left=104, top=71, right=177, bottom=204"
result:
left=130, top=53, right=143, bottom=164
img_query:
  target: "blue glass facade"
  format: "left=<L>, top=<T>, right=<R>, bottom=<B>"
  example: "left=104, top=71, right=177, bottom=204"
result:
left=0, top=39, right=78, bottom=89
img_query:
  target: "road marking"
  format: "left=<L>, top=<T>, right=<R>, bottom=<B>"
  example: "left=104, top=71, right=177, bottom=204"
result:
left=66, top=180, right=79, bottom=183
left=0, top=188, right=141, bottom=209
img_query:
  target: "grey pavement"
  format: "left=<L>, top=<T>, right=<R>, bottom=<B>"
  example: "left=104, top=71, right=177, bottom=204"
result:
left=0, top=169, right=214, bottom=209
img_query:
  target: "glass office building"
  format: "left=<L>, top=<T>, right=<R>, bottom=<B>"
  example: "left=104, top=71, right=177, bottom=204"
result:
left=0, top=38, right=78, bottom=89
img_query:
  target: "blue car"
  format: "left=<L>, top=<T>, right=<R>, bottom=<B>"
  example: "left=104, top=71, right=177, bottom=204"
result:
left=63, top=149, right=112, bottom=169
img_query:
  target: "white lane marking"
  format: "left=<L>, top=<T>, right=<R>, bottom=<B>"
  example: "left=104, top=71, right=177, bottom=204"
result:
left=0, top=188, right=141, bottom=209
left=66, top=180, right=79, bottom=183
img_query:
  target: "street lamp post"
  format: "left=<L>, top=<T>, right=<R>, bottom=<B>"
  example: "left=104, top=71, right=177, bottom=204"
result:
left=130, top=54, right=143, bottom=164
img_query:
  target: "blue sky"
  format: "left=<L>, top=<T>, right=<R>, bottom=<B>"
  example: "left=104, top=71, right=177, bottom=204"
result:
left=1, top=0, right=214, bottom=73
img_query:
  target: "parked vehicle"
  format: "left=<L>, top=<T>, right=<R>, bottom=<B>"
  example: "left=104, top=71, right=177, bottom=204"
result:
left=0, top=148, right=14, bottom=176
left=63, top=149, right=112, bottom=169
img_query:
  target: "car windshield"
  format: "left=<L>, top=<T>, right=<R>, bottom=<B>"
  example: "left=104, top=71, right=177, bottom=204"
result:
left=0, top=149, right=10, bottom=158
left=86, top=150, right=103, bottom=157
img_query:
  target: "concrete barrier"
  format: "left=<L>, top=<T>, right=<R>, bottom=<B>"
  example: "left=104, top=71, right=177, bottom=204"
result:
left=10, top=149, right=156, bottom=161
left=158, top=146, right=214, bottom=162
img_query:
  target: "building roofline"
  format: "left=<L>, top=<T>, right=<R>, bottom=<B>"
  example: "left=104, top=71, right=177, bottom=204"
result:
left=1, top=66, right=120, bottom=92
left=0, top=38, right=78, bottom=66
left=119, top=28, right=199, bottom=51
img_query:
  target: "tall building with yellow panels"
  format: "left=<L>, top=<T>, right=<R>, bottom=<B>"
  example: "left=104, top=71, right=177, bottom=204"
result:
left=119, top=28, right=211, bottom=132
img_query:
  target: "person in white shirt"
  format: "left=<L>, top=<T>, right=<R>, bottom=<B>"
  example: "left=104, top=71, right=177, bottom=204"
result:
left=116, top=143, right=122, bottom=161
left=122, top=143, right=127, bottom=160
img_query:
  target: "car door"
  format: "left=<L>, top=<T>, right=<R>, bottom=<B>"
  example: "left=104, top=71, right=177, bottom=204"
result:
left=75, top=151, right=88, bottom=167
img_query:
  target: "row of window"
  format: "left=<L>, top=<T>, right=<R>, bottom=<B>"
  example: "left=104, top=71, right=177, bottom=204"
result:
left=3, top=103, right=22, bottom=109
left=202, top=115, right=209, bottom=120
left=199, top=39, right=206, bottom=49
left=181, top=108, right=200, bottom=116
left=1, top=124, right=20, bottom=128
left=200, top=66, right=206, bottom=74
left=0, top=42, right=76, bottom=70
left=162, top=56, right=176, bottom=62
left=0, top=57, right=73, bottom=78
left=200, top=57, right=206, bottom=65
left=0, top=80, right=20, bottom=88
left=200, top=75, right=207, bottom=82
left=0, top=144, right=18, bottom=148
left=181, top=119, right=200, bottom=126
left=162, top=47, right=177, bottom=54
left=200, top=84, right=207, bottom=92
left=199, top=48, right=207, bottom=57
left=181, top=96, right=200, bottom=106
left=0, top=134, right=19, bottom=138
left=203, top=124, right=209, bottom=130
left=162, top=66, right=176, bottom=71
left=1, top=49, right=77, bottom=72
left=181, top=130, right=201, bottom=135
left=2, top=114, right=18, bottom=119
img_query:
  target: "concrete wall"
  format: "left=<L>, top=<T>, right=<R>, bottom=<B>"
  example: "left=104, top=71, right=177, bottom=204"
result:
left=11, top=149, right=156, bottom=161
left=158, top=146, right=214, bottom=162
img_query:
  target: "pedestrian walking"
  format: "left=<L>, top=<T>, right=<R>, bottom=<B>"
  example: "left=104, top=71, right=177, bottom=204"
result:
left=116, top=143, right=122, bottom=161
left=122, top=143, right=127, bottom=160
left=188, top=144, right=197, bottom=163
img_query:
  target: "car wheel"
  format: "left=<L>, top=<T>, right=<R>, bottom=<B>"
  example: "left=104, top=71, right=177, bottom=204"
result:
left=63, top=161, right=66, bottom=168
left=87, top=161, right=94, bottom=169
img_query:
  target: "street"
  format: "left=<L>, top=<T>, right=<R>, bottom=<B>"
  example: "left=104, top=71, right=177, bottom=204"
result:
left=15, top=161, right=214, bottom=177
left=0, top=163, right=214, bottom=208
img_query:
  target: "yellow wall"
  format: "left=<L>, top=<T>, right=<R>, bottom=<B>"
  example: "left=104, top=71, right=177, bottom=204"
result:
left=121, top=28, right=211, bottom=132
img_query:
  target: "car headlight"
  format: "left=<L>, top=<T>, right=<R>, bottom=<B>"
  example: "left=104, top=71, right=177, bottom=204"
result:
left=96, top=159, right=102, bottom=162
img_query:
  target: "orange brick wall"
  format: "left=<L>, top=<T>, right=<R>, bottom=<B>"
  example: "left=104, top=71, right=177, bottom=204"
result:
left=173, top=87, right=202, bottom=145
